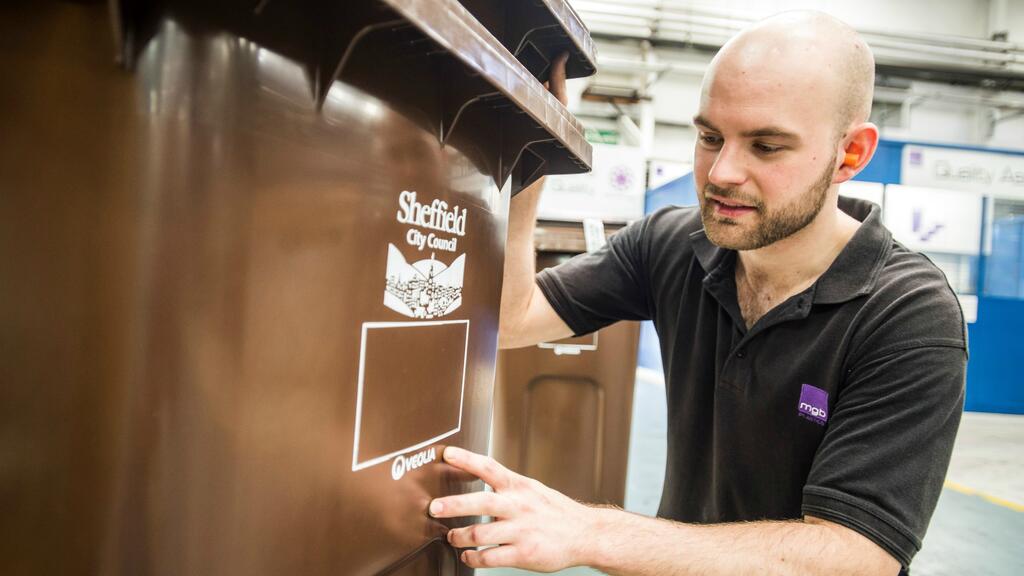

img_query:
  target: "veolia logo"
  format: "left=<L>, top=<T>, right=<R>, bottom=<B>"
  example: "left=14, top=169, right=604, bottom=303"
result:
left=391, top=447, right=438, bottom=480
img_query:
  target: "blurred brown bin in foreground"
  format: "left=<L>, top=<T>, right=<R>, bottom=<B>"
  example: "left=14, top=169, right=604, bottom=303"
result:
left=0, top=1, right=592, bottom=575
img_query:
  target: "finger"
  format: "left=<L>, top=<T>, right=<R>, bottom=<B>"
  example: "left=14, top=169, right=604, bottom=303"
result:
left=442, top=447, right=515, bottom=491
left=446, top=520, right=518, bottom=548
left=429, top=491, right=511, bottom=519
left=548, top=51, right=570, bottom=106
left=460, top=545, right=522, bottom=569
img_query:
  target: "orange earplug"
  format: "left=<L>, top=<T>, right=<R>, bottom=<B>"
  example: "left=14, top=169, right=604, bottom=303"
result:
left=843, top=152, right=860, bottom=168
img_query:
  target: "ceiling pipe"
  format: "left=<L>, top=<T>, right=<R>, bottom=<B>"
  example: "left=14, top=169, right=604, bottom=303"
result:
left=577, top=0, right=1024, bottom=51
left=573, top=0, right=1024, bottom=72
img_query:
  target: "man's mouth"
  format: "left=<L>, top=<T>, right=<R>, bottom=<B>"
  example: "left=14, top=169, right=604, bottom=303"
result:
left=708, top=194, right=757, bottom=218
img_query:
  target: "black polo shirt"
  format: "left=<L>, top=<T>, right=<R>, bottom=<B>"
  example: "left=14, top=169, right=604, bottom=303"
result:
left=536, top=197, right=967, bottom=572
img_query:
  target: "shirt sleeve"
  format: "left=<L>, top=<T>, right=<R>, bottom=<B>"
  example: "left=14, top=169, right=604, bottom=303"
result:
left=535, top=215, right=654, bottom=336
left=801, top=273, right=967, bottom=569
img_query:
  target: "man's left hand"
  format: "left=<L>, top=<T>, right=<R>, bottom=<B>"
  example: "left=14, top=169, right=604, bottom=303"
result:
left=429, top=446, right=598, bottom=571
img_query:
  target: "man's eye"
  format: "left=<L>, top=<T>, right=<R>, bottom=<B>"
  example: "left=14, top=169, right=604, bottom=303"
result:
left=699, top=134, right=722, bottom=147
left=753, top=142, right=783, bottom=154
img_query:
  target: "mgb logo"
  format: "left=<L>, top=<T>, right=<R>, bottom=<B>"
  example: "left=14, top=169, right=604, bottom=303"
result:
left=798, top=384, right=829, bottom=426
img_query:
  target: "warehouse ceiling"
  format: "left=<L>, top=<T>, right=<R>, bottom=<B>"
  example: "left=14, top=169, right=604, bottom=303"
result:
left=571, top=0, right=1024, bottom=92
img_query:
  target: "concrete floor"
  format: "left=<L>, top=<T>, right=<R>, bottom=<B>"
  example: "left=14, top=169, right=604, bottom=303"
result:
left=480, top=374, right=1024, bottom=576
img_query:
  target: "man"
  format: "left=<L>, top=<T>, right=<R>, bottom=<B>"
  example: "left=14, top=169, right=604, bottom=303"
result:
left=429, top=11, right=966, bottom=576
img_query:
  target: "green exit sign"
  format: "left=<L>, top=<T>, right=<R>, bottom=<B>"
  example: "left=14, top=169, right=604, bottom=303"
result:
left=585, top=128, right=619, bottom=145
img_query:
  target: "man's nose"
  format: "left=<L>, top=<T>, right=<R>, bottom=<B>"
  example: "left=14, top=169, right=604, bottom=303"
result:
left=707, top=145, right=747, bottom=188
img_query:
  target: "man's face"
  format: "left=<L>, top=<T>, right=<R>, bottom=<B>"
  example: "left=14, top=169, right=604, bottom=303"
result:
left=693, top=61, right=841, bottom=251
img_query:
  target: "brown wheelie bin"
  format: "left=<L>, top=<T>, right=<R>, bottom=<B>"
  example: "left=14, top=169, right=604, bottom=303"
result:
left=0, top=1, right=594, bottom=574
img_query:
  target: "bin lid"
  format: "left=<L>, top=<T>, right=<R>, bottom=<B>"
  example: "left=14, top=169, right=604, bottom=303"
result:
left=110, top=0, right=592, bottom=193
left=383, top=0, right=591, bottom=191
left=455, top=0, right=598, bottom=83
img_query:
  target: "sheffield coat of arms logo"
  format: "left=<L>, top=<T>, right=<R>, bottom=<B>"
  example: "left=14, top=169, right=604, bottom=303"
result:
left=384, top=243, right=465, bottom=319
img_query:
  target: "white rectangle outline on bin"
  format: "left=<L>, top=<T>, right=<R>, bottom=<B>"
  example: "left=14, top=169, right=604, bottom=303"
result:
left=351, top=319, right=470, bottom=472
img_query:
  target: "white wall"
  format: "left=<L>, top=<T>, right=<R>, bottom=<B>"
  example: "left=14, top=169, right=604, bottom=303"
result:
left=992, top=115, right=1024, bottom=149
left=1006, top=0, right=1024, bottom=40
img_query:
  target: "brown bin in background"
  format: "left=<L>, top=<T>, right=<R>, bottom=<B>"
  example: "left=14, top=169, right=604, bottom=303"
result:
left=493, top=223, right=641, bottom=506
left=0, top=1, right=594, bottom=575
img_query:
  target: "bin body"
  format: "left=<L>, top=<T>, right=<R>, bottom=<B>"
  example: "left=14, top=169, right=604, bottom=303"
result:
left=0, top=2, right=532, bottom=574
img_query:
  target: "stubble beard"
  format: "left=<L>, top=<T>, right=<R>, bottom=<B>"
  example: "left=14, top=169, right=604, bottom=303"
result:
left=700, top=156, right=837, bottom=251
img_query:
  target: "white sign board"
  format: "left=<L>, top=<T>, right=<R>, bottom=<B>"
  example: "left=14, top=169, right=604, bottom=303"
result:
left=883, top=184, right=982, bottom=255
left=539, top=144, right=646, bottom=223
left=902, top=145, right=1024, bottom=199
left=838, top=180, right=884, bottom=208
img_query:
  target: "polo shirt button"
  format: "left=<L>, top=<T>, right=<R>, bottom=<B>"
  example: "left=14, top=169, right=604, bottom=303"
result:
left=736, top=349, right=746, bottom=359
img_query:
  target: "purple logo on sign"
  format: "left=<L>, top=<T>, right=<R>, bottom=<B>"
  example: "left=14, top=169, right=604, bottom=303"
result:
left=909, top=149, right=923, bottom=166
left=798, top=384, right=829, bottom=425
left=912, top=208, right=944, bottom=242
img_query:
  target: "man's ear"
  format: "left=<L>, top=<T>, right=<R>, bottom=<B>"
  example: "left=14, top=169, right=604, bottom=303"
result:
left=834, top=122, right=879, bottom=184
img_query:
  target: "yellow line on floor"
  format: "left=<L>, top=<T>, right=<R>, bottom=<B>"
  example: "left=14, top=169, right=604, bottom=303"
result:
left=944, top=480, right=1024, bottom=513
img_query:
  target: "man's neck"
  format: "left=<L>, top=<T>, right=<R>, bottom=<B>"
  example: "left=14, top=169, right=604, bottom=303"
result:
left=737, top=200, right=861, bottom=298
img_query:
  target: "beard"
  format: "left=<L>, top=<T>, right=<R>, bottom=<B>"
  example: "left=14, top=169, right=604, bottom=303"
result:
left=700, top=155, right=836, bottom=251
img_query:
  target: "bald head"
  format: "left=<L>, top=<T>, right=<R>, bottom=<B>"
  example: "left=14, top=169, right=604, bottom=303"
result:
left=705, top=10, right=875, bottom=135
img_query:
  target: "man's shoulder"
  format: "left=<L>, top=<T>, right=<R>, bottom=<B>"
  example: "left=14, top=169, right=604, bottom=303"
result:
left=854, top=240, right=968, bottom=357
left=876, top=241, right=965, bottom=322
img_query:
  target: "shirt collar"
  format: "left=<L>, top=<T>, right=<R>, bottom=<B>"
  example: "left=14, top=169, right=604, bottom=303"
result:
left=689, top=196, right=891, bottom=305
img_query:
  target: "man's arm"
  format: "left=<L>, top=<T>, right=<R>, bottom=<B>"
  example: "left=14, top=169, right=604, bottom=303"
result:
left=430, top=447, right=900, bottom=576
left=497, top=176, right=573, bottom=349
left=497, top=53, right=574, bottom=349
left=585, top=509, right=900, bottom=576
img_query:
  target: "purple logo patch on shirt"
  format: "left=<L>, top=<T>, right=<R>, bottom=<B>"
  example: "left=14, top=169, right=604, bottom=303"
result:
left=798, top=384, right=829, bottom=425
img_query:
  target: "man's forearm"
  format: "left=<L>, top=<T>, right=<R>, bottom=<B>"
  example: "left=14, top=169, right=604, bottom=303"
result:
left=582, top=507, right=899, bottom=576
left=498, top=176, right=544, bottom=348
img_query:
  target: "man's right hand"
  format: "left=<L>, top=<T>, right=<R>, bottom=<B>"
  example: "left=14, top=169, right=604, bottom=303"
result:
left=546, top=51, right=570, bottom=107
